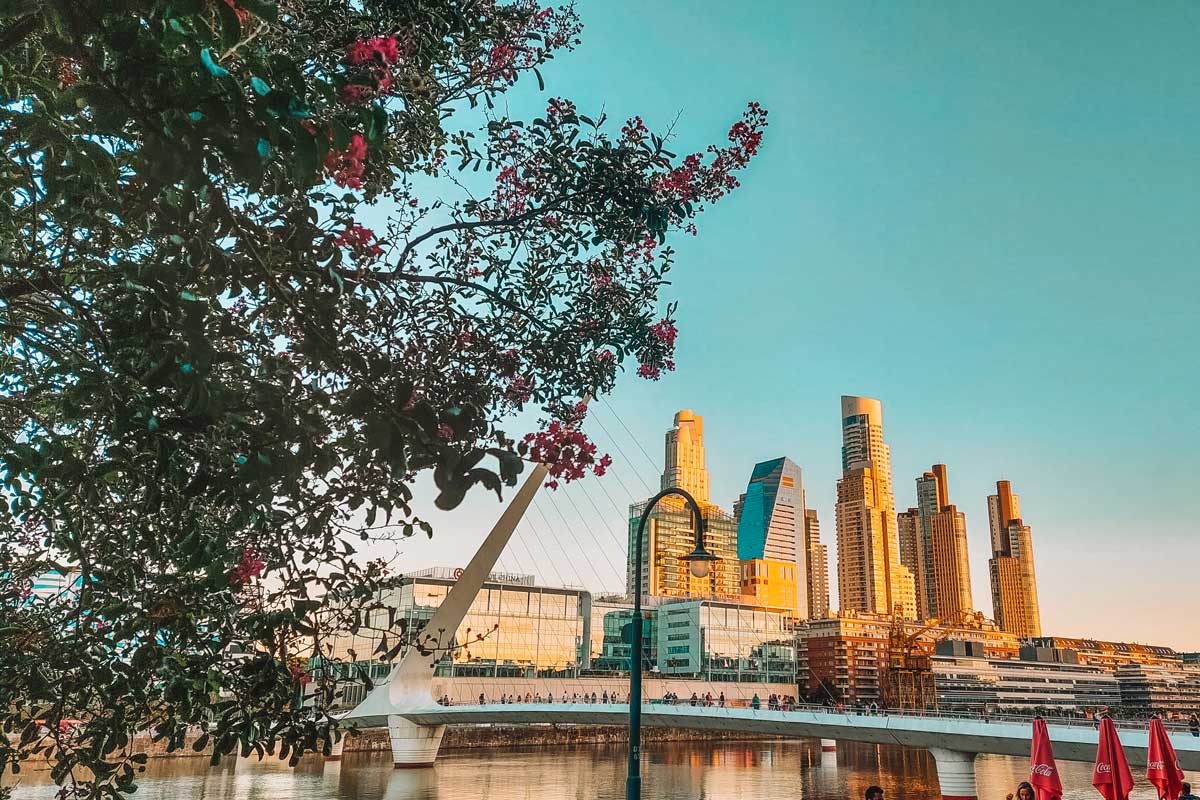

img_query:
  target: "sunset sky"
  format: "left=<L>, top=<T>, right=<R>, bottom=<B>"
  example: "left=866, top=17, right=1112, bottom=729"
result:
left=389, top=1, right=1200, bottom=650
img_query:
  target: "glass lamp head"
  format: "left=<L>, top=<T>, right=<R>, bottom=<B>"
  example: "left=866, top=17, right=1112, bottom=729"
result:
left=682, top=546, right=716, bottom=578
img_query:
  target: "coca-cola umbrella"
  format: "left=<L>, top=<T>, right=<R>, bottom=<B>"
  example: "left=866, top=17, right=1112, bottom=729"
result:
left=1030, top=717, right=1064, bottom=800
left=1093, top=716, right=1135, bottom=800
left=1146, top=717, right=1185, bottom=800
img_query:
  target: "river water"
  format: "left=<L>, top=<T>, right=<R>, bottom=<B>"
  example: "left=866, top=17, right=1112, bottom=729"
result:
left=4, top=740, right=1173, bottom=800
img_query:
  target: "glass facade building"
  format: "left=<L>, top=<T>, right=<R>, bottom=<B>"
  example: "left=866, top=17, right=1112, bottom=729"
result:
left=627, top=496, right=741, bottom=602
left=933, top=654, right=1120, bottom=712
left=324, top=569, right=797, bottom=706
left=655, top=599, right=797, bottom=684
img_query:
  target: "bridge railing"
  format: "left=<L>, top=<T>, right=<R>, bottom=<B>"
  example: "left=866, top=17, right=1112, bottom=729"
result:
left=443, top=696, right=1198, bottom=735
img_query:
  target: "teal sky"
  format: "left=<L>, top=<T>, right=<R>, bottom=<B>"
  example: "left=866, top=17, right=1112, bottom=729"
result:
left=391, top=1, right=1200, bottom=649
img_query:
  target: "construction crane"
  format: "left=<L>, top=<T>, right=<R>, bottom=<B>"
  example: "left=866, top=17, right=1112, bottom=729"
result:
left=879, top=610, right=993, bottom=711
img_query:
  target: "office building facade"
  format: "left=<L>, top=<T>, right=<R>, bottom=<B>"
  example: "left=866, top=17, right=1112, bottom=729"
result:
left=797, top=612, right=1020, bottom=704
left=661, top=409, right=709, bottom=503
left=835, top=396, right=917, bottom=619
left=805, top=509, right=831, bottom=619
left=987, top=480, right=1042, bottom=637
left=734, top=456, right=808, bottom=618
left=933, top=653, right=1120, bottom=713
left=1115, top=662, right=1200, bottom=715
left=909, top=465, right=973, bottom=621
left=324, top=569, right=796, bottom=707
left=629, top=410, right=739, bottom=602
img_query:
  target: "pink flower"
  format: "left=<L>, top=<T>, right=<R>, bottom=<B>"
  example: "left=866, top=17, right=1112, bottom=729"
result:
left=324, top=134, right=368, bottom=189
left=230, top=547, right=266, bottom=586
left=649, top=318, right=677, bottom=347
left=342, top=84, right=370, bottom=105
left=521, top=423, right=610, bottom=487
left=336, top=224, right=384, bottom=261
left=505, top=375, right=533, bottom=404
left=346, top=36, right=402, bottom=65
left=493, top=165, right=531, bottom=216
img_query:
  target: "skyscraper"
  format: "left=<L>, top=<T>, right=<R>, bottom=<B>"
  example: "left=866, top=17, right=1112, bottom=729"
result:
left=734, top=457, right=808, bottom=618
left=897, top=507, right=921, bottom=602
left=661, top=409, right=709, bottom=504
left=988, top=480, right=1042, bottom=638
left=834, top=395, right=917, bottom=619
left=628, top=410, right=739, bottom=603
left=911, top=465, right=973, bottom=620
left=804, top=509, right=831, bottom=619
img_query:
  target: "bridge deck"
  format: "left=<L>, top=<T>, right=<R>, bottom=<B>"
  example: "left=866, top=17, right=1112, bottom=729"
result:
left=359, top=703, right=1200, bottom=769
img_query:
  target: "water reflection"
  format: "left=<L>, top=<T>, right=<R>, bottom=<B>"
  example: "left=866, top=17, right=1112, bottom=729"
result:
left=2, top=739, right=1182, bottom=800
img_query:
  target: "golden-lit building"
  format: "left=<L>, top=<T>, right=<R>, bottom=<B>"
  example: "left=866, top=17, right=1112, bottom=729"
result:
left=628, top=410, right=739, bottom=602
left=930, top=506, right=973, bottom=619
left=1030, top=636, right=1181, bottom=670
left=987, top=480, right=1042, bottom=638
left=797, top=611, right=1020, bottom=704
left=660, top=409, right=709, bottom=502
left=910, top=465, right=974, bottom=621
left=733, top=456, right=808, bottom=618
left=739, top=558, right=799, bottom=613
left=897, top=507, right=921, bottom=604
left=835, top=396, right=917, bottom=620
left=804, top=509, right=831, bottom=619
left=629, top=495, right=740, bottom=601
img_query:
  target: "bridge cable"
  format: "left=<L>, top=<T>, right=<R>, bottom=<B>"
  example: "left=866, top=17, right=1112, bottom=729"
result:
left=584, top=409, right=655, bottom=497
left=530, top=495, right=612, bottom=592
left=572, top=478, right=633, bottom=575
left=520, top=503, right=585, bottom=592
left=558, top=485, right=626, bottom=591
left=600, top=397, right=661, bottom=475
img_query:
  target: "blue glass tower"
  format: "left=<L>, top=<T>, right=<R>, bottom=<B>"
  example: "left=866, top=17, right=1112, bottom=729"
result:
left=733, top=457, right=808, bottom=617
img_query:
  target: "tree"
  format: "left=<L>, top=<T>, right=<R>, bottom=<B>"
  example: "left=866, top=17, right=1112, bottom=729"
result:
left=0, top=0, right=766, bottom=795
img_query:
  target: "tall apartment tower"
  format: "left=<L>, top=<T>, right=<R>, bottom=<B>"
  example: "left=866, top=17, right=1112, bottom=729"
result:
left=661, top=409, right=709, bottom=503
left=628, top=410, right=739, bottom=602
left=911, top=465, right=973, bottom=620
left=897, top=508, right=921, bottom=601
left=804, top=509, right=831, bottom=619
left=987, top=480, right=1042, bottom=638
left=734, top=457, right=808, bottom=617
left=835, top=395, right=917, bottom=619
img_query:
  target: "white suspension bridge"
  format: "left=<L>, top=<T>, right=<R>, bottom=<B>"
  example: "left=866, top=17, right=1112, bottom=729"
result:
left=329, top=401, right=1199, bottom=800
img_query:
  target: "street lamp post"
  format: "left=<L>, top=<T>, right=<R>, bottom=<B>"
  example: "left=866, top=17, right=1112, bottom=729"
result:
left=627, top=488, right=715, bottom=800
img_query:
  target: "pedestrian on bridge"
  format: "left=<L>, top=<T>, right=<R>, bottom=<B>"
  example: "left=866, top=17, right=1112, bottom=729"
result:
left=719, top=692, right=726, bottom=707
left=1189, top=714, right=1199, bottom=737
left=751, top=694, right=761, bottom=710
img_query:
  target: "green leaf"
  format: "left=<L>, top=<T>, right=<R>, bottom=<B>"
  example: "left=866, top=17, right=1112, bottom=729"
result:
left=216, top=3, right=243, bottom=51
left=200, top=49, right=229, bottom=79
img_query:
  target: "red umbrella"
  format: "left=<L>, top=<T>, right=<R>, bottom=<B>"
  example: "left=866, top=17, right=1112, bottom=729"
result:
left=1146, top=717, right=1185, bottom=800
left=1093, top=716, right=1135, bottom=800
left=1030, top=718, right=1064, bottom=800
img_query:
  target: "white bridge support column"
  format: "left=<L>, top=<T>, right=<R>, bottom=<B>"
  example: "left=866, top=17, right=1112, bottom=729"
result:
left=928, top=748, right=979, bottom=800
left=820, top=738, right=837, bottom=752
left=326, top=734, right=345, bottom=762
left=388, top=715, right=445, bottom=769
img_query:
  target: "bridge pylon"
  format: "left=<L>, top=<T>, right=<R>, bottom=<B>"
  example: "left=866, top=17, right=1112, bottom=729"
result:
left=928, top=748, right=978, bottom=800
left=342, top=458, right=551, bottom=767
